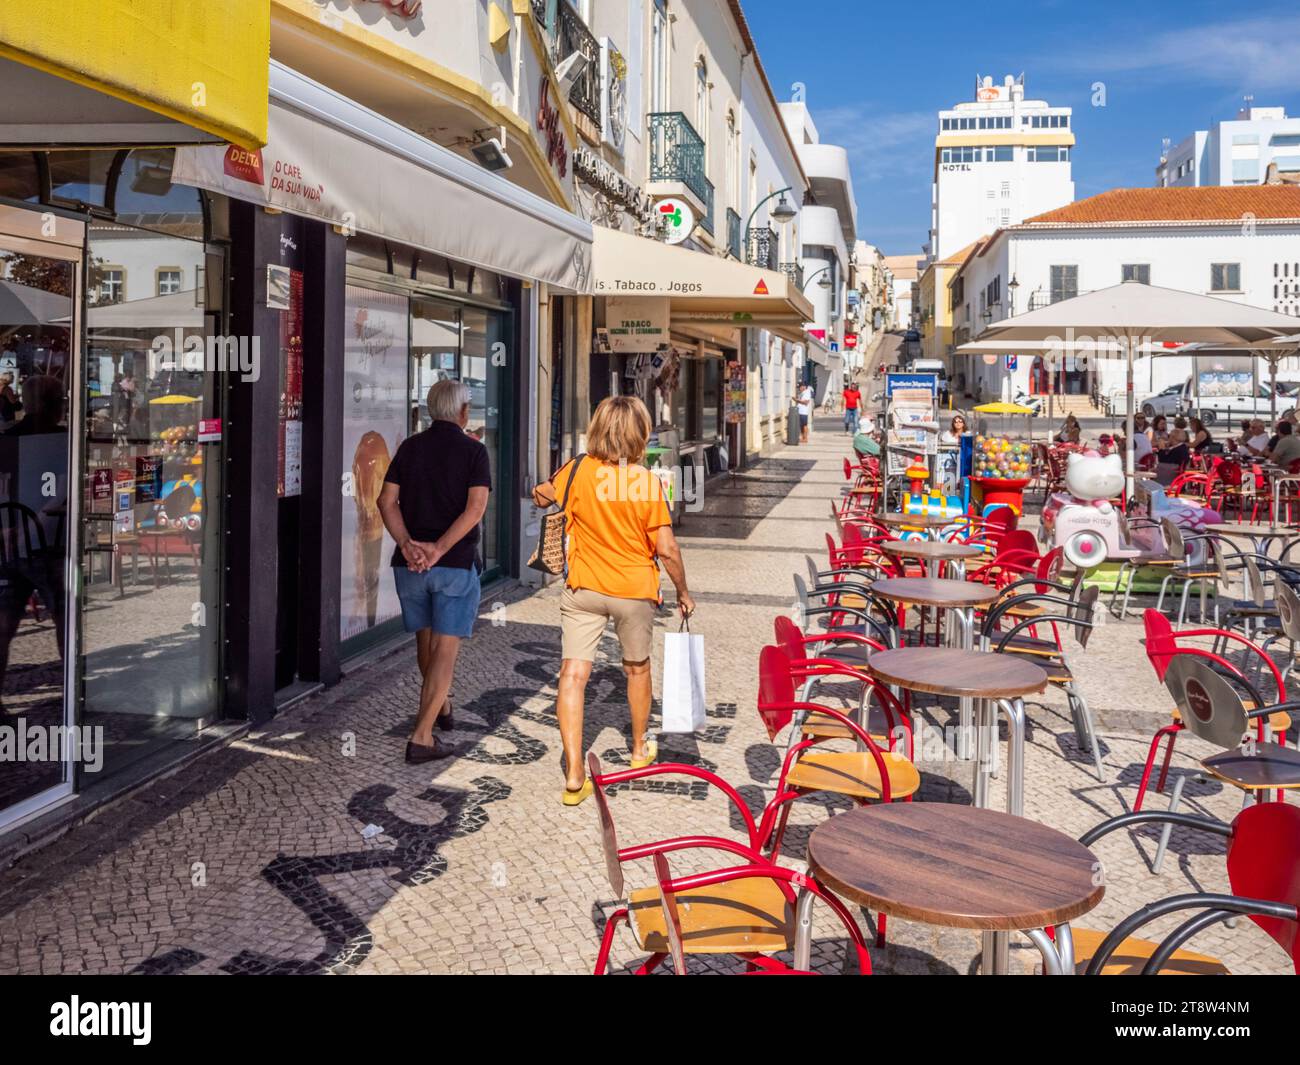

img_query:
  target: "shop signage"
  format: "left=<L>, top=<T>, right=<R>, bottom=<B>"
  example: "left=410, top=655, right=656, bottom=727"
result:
left=655, top=197, right=696, bottom=245
left=572, top=147, right=652, bottom=226
left=605, top=296, right=670, bottom=353
left=198, top=418, right=222, bottom=444
left=886, top=372, right=937, bottom=397
left=223, top=145, right=264, bottom=185
left=845, top=333, right=858, bottom=349
left=726, top=360, right=746, bottom=425
left=1005, top=355, right=1017, bottom=370
left=537, top=77, right=568, bottom=179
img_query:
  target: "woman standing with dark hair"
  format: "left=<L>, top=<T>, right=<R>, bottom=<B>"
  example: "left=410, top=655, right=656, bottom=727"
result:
left=533, top=396, right=694, bottom=806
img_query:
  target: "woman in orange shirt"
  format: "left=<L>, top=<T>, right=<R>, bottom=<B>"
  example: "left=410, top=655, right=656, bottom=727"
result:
left=533, top=396, right=694, bottom=806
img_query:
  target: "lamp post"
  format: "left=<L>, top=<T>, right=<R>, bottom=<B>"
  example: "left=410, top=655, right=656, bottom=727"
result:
left=802, top=266, right=834, bottom=292
left=743, top=185, right=798, bottom=265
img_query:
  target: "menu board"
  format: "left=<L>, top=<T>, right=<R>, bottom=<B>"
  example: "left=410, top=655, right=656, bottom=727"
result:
left=725, top=360, right=746, bottom=425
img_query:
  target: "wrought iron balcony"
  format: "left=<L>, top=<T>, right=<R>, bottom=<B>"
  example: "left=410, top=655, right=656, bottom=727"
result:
left=531, top=0, right=549, bottom=24
left=553, top=1, right=601, bottom=125
left=779, top=262, right=804, bottom=289
left=699, top=178, right=714, bottom=235
left=648, top=112, right=711, bottom=206
left=726, top=208, right=742, bottom=259
left=746, top=226, right=778, bottom=271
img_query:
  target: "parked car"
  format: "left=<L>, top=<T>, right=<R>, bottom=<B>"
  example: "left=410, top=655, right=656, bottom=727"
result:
left=1139, top=376, right=1280, bottom=425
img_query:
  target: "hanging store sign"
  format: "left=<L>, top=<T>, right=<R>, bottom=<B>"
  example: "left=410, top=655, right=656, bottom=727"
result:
left=655, top=197, right=696, bottom=245
left=537, top=77, right=569, bottom=179
left=605, top=297, right=670, bottom=354
left=572, top=147, right=652, bottom=226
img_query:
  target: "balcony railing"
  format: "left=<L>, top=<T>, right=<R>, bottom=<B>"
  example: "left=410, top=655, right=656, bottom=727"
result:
left=700, top=178, right=714, bottom=235
left=648, top=112, right=710, bottom=204
left=746, top=226, right=778, bottom=271
left=779, top=262, right=804, bottom=290
left=553, top=1, right=601, bottom=125
left=726, top=208, right=742, bottom=259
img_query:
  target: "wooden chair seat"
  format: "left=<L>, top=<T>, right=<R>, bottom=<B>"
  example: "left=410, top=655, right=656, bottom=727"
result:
left=1003, top=650, right=1072, bottom=684
left=799, top=713, right=888, bottom=745
left=1069, top=927, right=1229, bottom=975
left=785, top=749, right=921, bottom=801
left=1171, top=566, right=1218, bottom=579
left=628, top=877, right=795, bottom=955
left=1002, top=603, right=1047, bottom=619
left=1201, top=743, right=1300, bottom=791
left=994, top=634, right=1062, bottom=657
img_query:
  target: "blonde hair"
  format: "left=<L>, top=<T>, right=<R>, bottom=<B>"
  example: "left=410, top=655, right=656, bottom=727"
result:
left=587, top=395, right=651, bottom=465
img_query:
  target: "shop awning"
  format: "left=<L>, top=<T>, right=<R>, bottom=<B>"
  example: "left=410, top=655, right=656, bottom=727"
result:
left=591, top=227, right=815, bottom=342
left=172, top=63, right=592, bottom=293
left=0, top=0, right=268, bottom=148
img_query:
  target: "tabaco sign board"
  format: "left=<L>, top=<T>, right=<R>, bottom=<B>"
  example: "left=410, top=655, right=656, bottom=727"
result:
left=605, top=296, right=670, bottom=353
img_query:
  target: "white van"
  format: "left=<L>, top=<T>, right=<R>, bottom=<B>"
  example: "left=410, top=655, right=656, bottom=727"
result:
left=909, top=358, right=949, bottom=397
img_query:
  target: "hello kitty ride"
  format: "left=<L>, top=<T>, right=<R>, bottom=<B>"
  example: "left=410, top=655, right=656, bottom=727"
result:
left=1041, top=452, right=1144, bottom=568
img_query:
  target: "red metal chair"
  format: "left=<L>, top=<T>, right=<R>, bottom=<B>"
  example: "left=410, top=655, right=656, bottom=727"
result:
left=1134, top=609, right=1295, bottom=814
left=652, top=852, right=873, bottom=975
left=1075, top=801, right=1300, bottom=974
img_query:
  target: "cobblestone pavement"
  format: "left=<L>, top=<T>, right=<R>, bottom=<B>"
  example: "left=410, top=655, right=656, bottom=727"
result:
left=0, top=416, right=1291, bottom=975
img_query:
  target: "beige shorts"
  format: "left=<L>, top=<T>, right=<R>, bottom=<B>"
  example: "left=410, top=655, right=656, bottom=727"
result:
left=560, top=587, right=656, bottom=663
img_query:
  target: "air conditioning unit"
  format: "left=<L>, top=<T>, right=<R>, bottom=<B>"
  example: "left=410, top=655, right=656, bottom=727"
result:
left=555, top=51, right=589, bottom=96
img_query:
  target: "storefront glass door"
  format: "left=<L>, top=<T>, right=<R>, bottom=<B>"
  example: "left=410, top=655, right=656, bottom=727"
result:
left=0, top=217, right=80, bottom=827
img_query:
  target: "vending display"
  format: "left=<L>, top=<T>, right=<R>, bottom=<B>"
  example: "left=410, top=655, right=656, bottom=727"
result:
left=970, top=434, right=1033, bottom=515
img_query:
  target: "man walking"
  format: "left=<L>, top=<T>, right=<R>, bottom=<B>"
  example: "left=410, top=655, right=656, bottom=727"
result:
left=797, top=382, right=814, bottom=443
left=843, top=380, right=861, bottom=434
left=378, top=379, right=490, bottom=764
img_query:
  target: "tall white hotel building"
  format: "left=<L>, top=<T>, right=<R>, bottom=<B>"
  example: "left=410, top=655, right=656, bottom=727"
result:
left=930, top=75, right=1075, bottom=261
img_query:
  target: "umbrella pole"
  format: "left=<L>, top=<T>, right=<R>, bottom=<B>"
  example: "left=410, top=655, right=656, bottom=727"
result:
left=1271, top=353, right=1278, bottom=425
left=1126, top=339, right=1135, bottom=503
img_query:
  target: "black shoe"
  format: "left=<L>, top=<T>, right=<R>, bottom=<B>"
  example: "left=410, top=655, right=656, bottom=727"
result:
left=436, top=702, right=454, bottom=732
left=405, top=738, right=454, bottom=764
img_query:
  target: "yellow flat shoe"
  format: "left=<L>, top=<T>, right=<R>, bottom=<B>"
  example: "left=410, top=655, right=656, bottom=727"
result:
left=562, top=779, right=594, bottom=807
left=630, top=741, right=658, bottom=770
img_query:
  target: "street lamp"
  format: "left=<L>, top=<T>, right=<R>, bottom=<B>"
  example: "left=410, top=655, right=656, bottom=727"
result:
left=743, top=185, right=798, bottom=263
left=1008, top=274, right=1020, bottom=316
left=802, top=266, right=833, bottom=291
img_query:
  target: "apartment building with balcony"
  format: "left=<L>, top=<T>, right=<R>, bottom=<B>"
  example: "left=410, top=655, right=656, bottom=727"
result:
left=780, top=99, right=857, bottom=401
left=950, top=185, right=1300, bottom=407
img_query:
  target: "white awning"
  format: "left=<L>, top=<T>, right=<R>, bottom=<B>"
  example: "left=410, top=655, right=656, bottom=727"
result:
left=591, top=227, right=814, bottom=342
left=173, top=62, right=592, bottom=292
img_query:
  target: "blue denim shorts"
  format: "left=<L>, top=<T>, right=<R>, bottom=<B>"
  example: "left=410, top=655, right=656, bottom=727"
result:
left=394, top=565, right=482, bottom=637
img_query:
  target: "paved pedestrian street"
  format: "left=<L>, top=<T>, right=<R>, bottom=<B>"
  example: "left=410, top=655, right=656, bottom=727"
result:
left=0, top=418, right=1287, bottom=975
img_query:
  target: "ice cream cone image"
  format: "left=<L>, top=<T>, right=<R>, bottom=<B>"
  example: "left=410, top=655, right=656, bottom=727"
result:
left=352, top=431, right=391, bottom=627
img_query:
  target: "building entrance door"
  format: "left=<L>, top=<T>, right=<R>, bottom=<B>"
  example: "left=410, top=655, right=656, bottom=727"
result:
left=0, top=205, right=83, bottom=829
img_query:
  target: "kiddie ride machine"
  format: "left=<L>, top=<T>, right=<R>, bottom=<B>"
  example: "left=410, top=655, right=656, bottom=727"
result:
left=898, top=458, right=962, bottom=537
left=1041, top=452, right=1221, bottom=573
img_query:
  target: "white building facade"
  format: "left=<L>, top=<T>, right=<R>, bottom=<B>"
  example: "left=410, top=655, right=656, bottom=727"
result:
left=953, top=187, right=1300, bottom=407
left=931, top=74, right=1074, bottom=262
left=1157, top=105, right=1300, bottom=187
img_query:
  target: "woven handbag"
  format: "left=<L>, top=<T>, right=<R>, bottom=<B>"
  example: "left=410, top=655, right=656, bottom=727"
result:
left=528, top=455, right=585, bottom=575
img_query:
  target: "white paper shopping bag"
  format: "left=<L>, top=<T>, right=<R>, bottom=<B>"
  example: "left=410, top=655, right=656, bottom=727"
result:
left=660, top=621, right=707, bottom=733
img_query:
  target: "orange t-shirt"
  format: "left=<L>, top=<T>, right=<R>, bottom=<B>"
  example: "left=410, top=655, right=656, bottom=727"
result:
left=549, top=457, right=672, bottom=601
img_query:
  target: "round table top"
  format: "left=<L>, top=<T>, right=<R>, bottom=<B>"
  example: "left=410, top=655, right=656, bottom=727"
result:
left=867, top=646, right=1048, bottom=698
left=1205, top=523, right=1295, bottom=538
left=807, top=803, right=1105, bottom=931
left=869, top=577, right=1001, bottom=610
left=878, top=512, right=954, bottom=528
left=880, top=540, right=983, bottom=562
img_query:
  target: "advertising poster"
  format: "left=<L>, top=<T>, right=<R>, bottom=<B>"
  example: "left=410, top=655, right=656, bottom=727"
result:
left=277, top=269, right=304, bottom=498
left=134, top=456, right=162, bottom=503
left=339, top=285, right=410, bottom=643
left=726, top=360, right=746, bottom=425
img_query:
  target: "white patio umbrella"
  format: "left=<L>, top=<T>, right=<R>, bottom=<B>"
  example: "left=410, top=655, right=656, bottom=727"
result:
left=959, top=281, right=1300, bottom=497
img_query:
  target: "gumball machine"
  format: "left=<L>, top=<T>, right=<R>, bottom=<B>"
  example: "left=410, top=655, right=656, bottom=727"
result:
left=969, top=434, right=1033, bottom=516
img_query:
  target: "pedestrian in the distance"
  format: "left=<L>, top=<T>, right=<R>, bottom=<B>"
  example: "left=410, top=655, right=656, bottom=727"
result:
left=798, top=382, right=814, bottom=443
left=842, top=381, right=862, bottom=435
left=532, top=395, right=693, bottom=807
left=377, top=379, right=490, bottom=764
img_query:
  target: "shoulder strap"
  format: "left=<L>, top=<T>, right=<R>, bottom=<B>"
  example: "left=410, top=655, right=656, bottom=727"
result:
left=558, top=453, right=585, bottom=511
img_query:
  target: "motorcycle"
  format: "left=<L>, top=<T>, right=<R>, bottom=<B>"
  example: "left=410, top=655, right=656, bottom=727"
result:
left=1011, top=389, right=1042, bottom=416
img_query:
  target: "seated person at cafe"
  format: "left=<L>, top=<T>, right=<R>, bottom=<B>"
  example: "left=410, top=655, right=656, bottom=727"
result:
left=1242, top=419, right=1271, bottom=457
left=1267, top=420, right=1300, bottom=470
left=1188, top=417, right=1213, bottom=453
left=853, top=428, right=881, bottom=457
left=1158, top=417, right=1191, bottom=468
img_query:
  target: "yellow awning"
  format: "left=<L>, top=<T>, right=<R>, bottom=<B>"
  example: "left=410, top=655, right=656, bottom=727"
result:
left=973, top=402, right=1035, bottom=414
left=0, top=1, right=269, bottom=149
left=591, top=227, right=815, bottom=338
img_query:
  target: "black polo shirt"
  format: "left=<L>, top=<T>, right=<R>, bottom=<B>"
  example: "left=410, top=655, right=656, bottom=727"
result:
left=383, top=420, right=491, bottom=569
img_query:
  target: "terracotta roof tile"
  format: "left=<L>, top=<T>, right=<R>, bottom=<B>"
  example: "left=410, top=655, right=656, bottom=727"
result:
left=1025, top=186, right=1300, bottom=224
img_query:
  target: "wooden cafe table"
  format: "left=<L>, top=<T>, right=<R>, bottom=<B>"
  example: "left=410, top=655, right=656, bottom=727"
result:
left=803, top=804, right=1104, bottom=975
left=868, top=579, right=1004, bottom=756
left=880, top=539, right=983, bottom=580
left=867, top=647, right=1049, bottom=815
left=1205, top=522, right=1294, bottom=559
left=877, top=512, right=954, bottom=541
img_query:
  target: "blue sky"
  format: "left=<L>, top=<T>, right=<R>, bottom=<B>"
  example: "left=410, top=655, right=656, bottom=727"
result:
left=743, top=0, right=1300, bottom=255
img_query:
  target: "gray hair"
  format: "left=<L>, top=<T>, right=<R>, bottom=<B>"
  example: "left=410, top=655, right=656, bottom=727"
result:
left=427, top=378, right=471, bottom=422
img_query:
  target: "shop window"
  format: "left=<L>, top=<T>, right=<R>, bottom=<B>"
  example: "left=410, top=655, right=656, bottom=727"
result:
left=93, top=265, right=125, bottom=305
left=48, top=149, right=117, bottom=209
left=0, top=152, right=41, bottom=202
left=113, top=150, right=204, bottom=239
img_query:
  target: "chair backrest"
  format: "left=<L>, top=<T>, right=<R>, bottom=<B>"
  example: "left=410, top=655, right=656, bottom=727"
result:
left=792, top=573, right=811, bottom=629
left=1142, top=608, right=1177, bottom=679
left=1069, top=584, right=1099, bottom=649
left=1161, top=654, right=1251, bottom=749
left=652, top=852, right=689, bottom=975
left=773, top=614, right=808, bottom=662
left=1216, top=460, right=1244, bottom=488
left=757, top=644, right=798, bottom=741
left=1226, top=802, right=1300, bottom=972
left=1034, top=546, right=1065, bottom=592
left=587, top=753, right=625, bottom=899
left=998, top=528, right=1039, bottom=559
left=1242, top=556, right=1267, bottom=608
left=1278, top=580, right=1300, bottom=641
left=0, top=501, right=45, bottom=564
left=1159, top=517, right=1186, bottom=561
